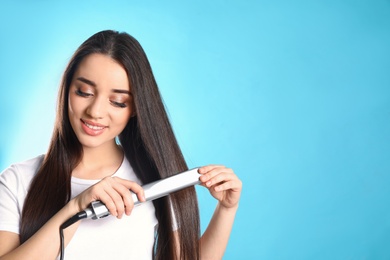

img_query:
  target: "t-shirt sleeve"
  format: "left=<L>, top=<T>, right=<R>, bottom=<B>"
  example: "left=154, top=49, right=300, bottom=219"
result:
left=0, top=165, right=23, bottom=234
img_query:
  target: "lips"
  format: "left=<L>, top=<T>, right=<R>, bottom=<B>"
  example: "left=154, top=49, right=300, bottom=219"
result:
left=80, top=119, right=107, bottom=136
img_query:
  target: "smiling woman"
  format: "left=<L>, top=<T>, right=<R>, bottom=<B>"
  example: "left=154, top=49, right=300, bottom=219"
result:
left=0, top=30, right=242, bottom=260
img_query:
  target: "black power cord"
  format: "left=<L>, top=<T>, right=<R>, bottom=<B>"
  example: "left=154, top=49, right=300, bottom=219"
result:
left=59, top=211, right=88, bottom=260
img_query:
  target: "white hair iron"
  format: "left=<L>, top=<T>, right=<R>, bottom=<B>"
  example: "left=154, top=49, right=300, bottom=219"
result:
left=84, top=168, right=201, bottom=219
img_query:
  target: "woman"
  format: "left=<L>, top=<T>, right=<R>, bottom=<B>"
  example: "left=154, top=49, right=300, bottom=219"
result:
left=0, top=30, right=242, bottom=259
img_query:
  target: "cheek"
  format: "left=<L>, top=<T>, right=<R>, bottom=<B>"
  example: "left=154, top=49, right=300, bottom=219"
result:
left=68, top=95, right=75, bottom=118
left=67, top=95, right=78, bottom=132
left=68, top=93, right=83, bottom=117
left=113, top=110, right=132, bottom=128
left=120, top=112, right=132, bottom=126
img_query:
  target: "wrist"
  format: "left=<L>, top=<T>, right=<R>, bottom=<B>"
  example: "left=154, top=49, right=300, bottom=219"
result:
left=217, top=202, right=239, bottom=213
left=65, top=198, right=83, bottom=215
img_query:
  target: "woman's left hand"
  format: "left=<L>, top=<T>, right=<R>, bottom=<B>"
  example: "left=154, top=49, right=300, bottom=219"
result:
left=199, top=165, right=242, bottom=209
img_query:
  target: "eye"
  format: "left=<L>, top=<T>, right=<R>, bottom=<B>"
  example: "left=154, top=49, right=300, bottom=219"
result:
left=75, top=89, right=93, bottom=97
left=111, top=101, right=127, bottom=108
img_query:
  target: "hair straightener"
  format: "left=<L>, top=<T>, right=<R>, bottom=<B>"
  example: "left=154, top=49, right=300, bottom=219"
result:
left=84, top=167, right=202, bottom=219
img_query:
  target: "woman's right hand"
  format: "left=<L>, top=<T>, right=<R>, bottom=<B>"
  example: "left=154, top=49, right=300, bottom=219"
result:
left=72, top=177, right=145, bottom=218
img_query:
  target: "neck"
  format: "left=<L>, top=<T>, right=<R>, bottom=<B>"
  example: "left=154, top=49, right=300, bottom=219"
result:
left=73, top=141, right=124, bottom=180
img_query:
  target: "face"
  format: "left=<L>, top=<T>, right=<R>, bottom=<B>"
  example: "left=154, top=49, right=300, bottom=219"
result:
left=68, top=53, right=134, bottom=150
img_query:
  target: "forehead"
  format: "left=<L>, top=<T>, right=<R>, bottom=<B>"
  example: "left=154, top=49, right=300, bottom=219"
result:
left=74, top=53, right=130, bottom=90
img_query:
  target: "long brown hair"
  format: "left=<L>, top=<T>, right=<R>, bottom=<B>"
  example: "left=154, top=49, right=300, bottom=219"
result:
left=20, top=30, right=200, bottom=259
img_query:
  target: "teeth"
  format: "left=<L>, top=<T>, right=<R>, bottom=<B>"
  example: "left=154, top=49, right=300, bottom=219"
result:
left=84, top=122, right=105, bottom=130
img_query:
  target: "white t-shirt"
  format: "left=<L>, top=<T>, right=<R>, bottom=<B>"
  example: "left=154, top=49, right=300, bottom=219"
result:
left=0, top=155, right=159, bottom=259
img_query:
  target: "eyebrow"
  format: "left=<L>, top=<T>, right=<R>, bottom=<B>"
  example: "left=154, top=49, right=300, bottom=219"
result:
left=112, top=89, right=131, bottom=95
left=76, top=77, right=131, bottom=95
left=77, top=77, right=96, bottom=87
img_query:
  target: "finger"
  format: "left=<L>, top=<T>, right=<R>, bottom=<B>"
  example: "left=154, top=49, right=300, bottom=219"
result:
left=213, top=178, right=242, bottom=192
left=111, top=178, right=146, bottom=215
left=93, top=189, right=118, bottom=217
left=121, top=186, right=145, bottom=216
left=103, top=183, right=126, bottom=218
left=87, top=183, right=117, bottom=214
left=101, top=177, right=136, bottom=218
left=113, top=178, right=146, bottom=215
left=198, top=165, right=225, bottom=174
left=205, top=171, right=235, bottom=188
left=199, top=165, right=226, bottom=183
left=200, top=166, right=234, bottom=185
left=111, top=181, right=135, bottom=216
left=114, top=178, right=145, bottom=200
left=129, top=183, right=146, bottom=203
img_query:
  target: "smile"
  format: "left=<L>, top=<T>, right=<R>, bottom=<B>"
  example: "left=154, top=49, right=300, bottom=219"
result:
left=84, top=121, right=105, bottom=130
left=80, top=119, right=107, bottom=136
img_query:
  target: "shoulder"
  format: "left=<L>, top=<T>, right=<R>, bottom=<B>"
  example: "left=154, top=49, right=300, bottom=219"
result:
left=0, top=155, right=44, bottom=234
left=0, top=155, right=45, bottom=190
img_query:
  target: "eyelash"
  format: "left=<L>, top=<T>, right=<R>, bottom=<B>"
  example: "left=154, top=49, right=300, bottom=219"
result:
left=75, top=89, right=127, bottom=108
left=75, top=89, right=92, bottom=97
left=111, top=101, right=127, bottom=108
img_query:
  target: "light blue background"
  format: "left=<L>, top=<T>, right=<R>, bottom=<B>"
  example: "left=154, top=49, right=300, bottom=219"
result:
left=1, top=1, right=390, bottom=259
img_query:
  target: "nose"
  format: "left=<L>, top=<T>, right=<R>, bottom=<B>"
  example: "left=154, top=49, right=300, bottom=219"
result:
left=86, top=96, right=107, bottom=119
